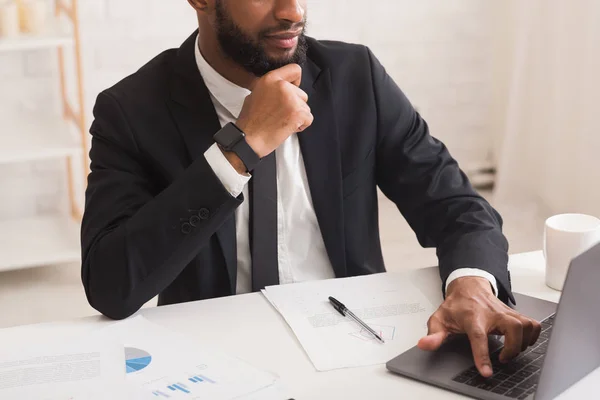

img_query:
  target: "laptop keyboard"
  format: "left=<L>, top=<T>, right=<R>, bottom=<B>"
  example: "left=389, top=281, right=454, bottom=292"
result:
left=452, top=314, right=555, bottom=399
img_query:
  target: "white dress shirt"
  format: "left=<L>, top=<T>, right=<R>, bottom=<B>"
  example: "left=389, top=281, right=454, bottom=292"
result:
left=194, top=36, right=498, bottom=296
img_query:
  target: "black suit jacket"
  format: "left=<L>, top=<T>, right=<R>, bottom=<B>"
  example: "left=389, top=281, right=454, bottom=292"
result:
left=81, top=31, right=514, bottom=320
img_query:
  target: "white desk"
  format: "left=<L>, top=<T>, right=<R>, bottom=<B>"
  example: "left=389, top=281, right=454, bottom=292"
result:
left=1, top=251, right=597, bottom=399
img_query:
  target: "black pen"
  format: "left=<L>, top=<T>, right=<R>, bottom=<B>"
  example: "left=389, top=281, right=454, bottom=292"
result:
left=328, top=296, right=385, bottom=344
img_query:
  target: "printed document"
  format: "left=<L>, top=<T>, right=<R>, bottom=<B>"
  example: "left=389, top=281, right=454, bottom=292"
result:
left=98, top=316, right=281, bottom=399
left=263, top=272, right=435, bottom=371
left=0, top=337, right=126, bottom=399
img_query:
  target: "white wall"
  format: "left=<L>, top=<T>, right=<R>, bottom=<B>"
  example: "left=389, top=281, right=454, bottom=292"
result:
left=0, top=0, right=498, bottom=219
left=492, top=0, right=600, bottom=217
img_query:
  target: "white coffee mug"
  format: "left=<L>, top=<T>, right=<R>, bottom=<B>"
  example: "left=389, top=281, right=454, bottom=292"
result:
left=544, top=213, right=600, bottom=291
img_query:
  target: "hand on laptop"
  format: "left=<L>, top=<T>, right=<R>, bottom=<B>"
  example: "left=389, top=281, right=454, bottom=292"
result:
left=417, top=276, right=542, bottom=378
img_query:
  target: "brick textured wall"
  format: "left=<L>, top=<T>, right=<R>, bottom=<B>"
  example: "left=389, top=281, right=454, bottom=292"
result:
left=0, top=0, right=496, bottom=219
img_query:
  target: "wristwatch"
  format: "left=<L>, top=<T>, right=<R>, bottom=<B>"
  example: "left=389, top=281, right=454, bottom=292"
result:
left=213, top=122, right=261, bottom=172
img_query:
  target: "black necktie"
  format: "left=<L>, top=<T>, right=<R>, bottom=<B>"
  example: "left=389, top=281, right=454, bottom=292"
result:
left=250, top=152, right=279, bottom=291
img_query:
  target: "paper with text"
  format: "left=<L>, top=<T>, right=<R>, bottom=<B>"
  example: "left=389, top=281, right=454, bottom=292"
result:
left=0, top=337, right=126, bottom=399
left=263, top=272, right=435, bottom=371
left=97, top=316, right=281, bottom=399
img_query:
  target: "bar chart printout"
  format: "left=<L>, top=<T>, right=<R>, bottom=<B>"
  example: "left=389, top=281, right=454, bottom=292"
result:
left=188, top=374, right=215, bottom=384
left=145, top=369, right=219, bottom=398
left=100, top=317, right=278, bottom=399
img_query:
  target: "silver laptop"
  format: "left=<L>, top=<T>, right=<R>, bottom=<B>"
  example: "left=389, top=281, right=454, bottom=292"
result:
left=386, top=243, right=600, bottom=400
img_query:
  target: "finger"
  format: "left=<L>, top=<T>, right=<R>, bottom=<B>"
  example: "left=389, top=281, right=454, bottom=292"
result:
left=269, top=63, right=302, bottom=87
left=466, top=324, right=493, bottom=378
left=508, top=314, right=541, bottom=347
left=293, top=86, right=309, bottom=102
left=417, top=314, right=449, bottom=351
left=297, top=112, right=314, bottom=132
left=298, top=101, right=311, bottom=114
left=494, top=315, right=524, bottom=363
left=518, top=317, right=534, bottom=351
left=418, top=332, right=448, bottom=352
left=530, top=319, right=542, bottom=346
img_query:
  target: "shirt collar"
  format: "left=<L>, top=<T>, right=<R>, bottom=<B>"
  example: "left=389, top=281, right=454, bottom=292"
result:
left=194, top=34, right=250, bottom=119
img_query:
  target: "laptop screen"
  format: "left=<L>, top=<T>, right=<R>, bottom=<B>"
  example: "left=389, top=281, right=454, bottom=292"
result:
left=536, top=243, right=600, bottom=399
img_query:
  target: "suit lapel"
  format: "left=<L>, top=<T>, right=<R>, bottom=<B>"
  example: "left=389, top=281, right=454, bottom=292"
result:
left=299, top=59, right=347, bottom=278
left=167, top=31, right=238, bottom=293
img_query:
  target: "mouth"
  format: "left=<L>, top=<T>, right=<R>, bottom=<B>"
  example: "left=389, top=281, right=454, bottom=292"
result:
left=264, top=30, right=302, bottom=50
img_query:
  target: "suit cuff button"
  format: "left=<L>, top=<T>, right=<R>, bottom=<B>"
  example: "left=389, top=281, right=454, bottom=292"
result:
left=199, top=208, right=210, bottom=220
left=181, top=223, right=192, bottom=234
left=189, top=215, right=200, bottom=227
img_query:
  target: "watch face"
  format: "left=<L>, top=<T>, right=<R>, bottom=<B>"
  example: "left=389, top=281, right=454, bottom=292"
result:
left=217, top=125, right=244, bottom=149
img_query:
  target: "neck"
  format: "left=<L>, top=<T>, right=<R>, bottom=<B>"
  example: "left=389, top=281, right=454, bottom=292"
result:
left=197, top=24, right=258, bottom=90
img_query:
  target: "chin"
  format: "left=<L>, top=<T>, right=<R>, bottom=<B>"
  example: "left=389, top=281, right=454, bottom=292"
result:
left=266, top=46, right=297, bottom=59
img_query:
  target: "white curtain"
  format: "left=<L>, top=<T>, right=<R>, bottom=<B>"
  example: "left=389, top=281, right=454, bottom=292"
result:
left=492, top=0, right=600, bottom=218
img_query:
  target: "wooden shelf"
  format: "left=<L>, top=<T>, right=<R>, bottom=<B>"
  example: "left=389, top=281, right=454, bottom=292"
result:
left=0, top=115, right=81, bottom=164
left=0, top=0, right=87, bottom=273
left=0, top=215, right=80, bottom=272
left=0, top=21, right=73, bottom=53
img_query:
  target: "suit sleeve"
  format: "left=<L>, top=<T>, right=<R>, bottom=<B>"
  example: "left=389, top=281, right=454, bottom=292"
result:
left=81, top=91, right=242, bottom=320
left=366, top=48, right=515, bottom=305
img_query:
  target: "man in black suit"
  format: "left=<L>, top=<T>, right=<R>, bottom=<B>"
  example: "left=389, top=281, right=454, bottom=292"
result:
left=81, top=0, right=541, bottom=377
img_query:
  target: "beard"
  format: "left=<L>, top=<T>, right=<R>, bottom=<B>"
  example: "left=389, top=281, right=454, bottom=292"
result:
left=214, top=2, right=308, bottom=77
